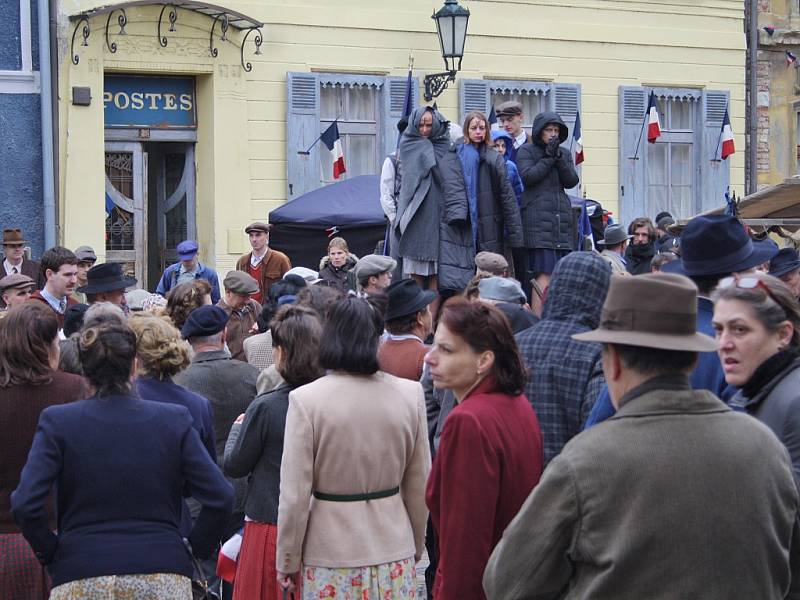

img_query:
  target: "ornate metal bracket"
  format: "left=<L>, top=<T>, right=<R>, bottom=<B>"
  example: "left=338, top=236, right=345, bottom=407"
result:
left=210, top=13, right=229, bottom=57
left=71, top=17, right=91, bottom=65
left=105, top=8, right=127, bottom=54
left=158, top=4, right=178, bottom=47
left=423, top=71, right=456, bottom=102
left=241, top=27, right=263, bottom=72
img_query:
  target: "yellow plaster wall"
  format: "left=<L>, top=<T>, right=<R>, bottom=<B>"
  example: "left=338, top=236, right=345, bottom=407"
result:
left=57, top=0, right=746, bottom=270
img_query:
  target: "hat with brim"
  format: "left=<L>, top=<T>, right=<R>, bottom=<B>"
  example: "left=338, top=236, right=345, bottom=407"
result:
left=596, top=225, right=632, bottom=247
left=2, top=228, right=26, bottom=245
left=572, top=273, right=717, bottom=352
left=77, top=262, right=137, bottom=294
left=675, top=215, right=778, bottom=277
left=386, top=279, right=436, bottom=321
left=769, top=247, right=800, bottom=278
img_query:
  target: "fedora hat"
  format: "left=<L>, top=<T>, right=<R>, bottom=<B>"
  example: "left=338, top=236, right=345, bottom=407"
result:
left=676, top=215, right=777, bottom=277
left=2, top=228, right=26, bottom=245
left=77, top=262, right=137, bottom=294
left=596, top=224, right=632, bottom=247
left=385, top=279, right=436, bottom=321
left=769, top=247, right=800, bottom=278
left=572, top=273, right=717, bottom=352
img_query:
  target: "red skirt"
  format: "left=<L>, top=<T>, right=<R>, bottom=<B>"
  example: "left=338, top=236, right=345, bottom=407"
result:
left=0, top=532, right=49, bottom=600
left=232, top=521, right=284, bottom=600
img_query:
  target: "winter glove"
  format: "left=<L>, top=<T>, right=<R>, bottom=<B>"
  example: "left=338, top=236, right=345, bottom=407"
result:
left=545, top=137, right=561, bottom=158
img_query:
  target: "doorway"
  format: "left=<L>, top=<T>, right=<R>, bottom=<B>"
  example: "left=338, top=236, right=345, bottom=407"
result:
left=104, top=141, right=196, bottom=291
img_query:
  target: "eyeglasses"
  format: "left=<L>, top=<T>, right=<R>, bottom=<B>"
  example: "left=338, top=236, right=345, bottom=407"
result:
left=718, top=275, right=780, bottom=304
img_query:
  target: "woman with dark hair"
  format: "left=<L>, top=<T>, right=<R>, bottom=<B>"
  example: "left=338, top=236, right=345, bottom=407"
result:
left=516, top=111, right=579, bottom=291
left=223, top=305, right=324, bottom=599
left=11, top=321, right=233, bottom=600
left=166, top=279, right=213, bottom=331
left=457, top=110, right=522, bottom=260
left=276, top=296, right=430, bottom=599
left=713, top=272, right=800, bottom=479
left=0, top=304, right=87, bottom=600
left=424, top=298, right=543, bottom=600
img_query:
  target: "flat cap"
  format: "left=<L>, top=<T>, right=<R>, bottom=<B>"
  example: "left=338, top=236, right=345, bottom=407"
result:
left=224, top=270, right=260, bottom=295
left=245, top=222, right=272, bottom=234
left=176, top=240, right=199, bottom=260
left=495, top=100, right=523, bottom=118
left=74, top=246, right=97, bottom=263
left=478, top=277, right=526, bottom=304
left=475, top=251, right=509, bottom=276
left=355, top=254, right=397, bottom=280
left=181, top=305, right=230, bottom=339
left=0, top=273, right=35, bottom=294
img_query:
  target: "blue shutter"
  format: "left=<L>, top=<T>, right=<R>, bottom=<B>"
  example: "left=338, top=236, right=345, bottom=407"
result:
left=700, top=90, right=731, bottom=212
left=459, top=79, right=490, bottom=122
left=286, top=72, right=320, bottom=199
left=383, top=75, right=418, bottom=158
left=619, top=86, right=648, bottom=225
left=552, top=83, right=581, bottom=194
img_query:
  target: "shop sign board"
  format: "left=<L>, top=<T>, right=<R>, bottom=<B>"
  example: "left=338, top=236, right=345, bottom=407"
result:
left=104, top=75, right=196, bottom=129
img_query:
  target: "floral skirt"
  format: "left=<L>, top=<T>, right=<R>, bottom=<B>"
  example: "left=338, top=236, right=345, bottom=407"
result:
left=302, top=557, right=416, bottom=600
left=49, top=573, right=191, bottom=600
left=0, top=532, right=49, bottom=600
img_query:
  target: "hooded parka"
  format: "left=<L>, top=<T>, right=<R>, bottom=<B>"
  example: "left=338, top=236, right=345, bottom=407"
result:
left=516, top=112, right=580, bottom=251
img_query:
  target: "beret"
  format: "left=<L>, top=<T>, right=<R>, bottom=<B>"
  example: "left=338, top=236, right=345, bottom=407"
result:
left=181, top=305, right=230, bottom=339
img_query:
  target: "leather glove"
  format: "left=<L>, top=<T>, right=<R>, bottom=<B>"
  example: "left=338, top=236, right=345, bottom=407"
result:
left=545, top=137, right=561, bottom=158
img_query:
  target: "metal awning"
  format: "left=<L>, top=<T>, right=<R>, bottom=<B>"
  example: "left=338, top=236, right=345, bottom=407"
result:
left=69, top=1, right=264, bottom=71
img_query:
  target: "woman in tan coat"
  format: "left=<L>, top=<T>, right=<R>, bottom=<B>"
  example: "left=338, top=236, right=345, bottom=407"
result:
left=276, top=296, right=431, bottom=599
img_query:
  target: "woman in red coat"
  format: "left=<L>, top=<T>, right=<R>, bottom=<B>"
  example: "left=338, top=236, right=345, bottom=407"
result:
left=424, top=298, right=544, bottom=600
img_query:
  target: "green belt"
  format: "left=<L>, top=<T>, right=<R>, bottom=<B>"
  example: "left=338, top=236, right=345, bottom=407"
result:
left=312, top=486, right=400, bottom=502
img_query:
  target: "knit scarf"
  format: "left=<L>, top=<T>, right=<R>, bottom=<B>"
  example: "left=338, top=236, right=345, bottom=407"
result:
left=741, top=347, right=799, bottom=399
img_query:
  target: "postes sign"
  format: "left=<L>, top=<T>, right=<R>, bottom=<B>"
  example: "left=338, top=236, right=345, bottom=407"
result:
left=104, top=75, right=196, bottom=129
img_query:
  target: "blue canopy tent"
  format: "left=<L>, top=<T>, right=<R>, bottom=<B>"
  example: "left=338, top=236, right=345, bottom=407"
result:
left=268, top=175, right=386, bottom=269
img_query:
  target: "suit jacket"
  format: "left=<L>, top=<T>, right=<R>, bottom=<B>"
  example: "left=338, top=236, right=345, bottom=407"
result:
left=235, top=249, right=291, bottom=301
left=599, top=249, right=630, bottom=276
left=276, top=371, right=430, bottom=572
left=484, top=376, right=800, bottom=600
left=28, top=291, right=78, bottom=329
left=0, top=257, right=44, bottom=289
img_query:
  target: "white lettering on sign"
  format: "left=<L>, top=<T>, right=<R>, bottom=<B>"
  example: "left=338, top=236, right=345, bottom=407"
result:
left=102, top=90, right=195, bottom=112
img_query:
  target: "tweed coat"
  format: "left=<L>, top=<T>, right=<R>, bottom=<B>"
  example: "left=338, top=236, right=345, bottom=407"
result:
left=483, top=376, right=800, bottom=600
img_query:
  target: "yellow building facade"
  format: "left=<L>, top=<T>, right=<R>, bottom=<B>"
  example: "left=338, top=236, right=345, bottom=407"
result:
left=56, top=0, right=746, bottom=287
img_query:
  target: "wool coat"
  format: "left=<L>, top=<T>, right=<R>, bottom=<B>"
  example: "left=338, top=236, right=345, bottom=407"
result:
left=516, top=112, right=580, bottom=251
left=318, top=255, right=357, bottom=293
left=426, top=376, right=543, bottom=600
left=438, top=146, right=476, bottom=292
left=484, top=376, right=800, bottom=600
left=276, top=371, right=430, bottom=573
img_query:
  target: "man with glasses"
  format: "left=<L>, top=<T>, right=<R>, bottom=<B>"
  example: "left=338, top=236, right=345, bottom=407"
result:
left=1, top=228, right=44, bottom=289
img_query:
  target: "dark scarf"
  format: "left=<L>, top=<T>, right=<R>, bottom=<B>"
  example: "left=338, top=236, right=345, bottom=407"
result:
left=741, top=347, right=800, bottom=399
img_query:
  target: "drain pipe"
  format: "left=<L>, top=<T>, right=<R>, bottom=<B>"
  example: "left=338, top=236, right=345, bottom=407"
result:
left=38, top=0, right=56, bottom=248
left=747, top=0, right=758, bottom=195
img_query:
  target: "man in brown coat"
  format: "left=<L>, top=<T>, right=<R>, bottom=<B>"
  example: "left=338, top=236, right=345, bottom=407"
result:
left=235, top=222, right=291, bottom=305
left=484, top=273, right=800, bottom=600
left=217, top=271, right=261, bottom=361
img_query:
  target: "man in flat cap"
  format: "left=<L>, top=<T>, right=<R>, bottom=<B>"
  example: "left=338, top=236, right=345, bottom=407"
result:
left=71, top=246, right=96, bottom=303
left=0, top=273, right=35, bottom=312
left=354, top=254, right=396, bottom=297
left=156, top=240, right=221, bottom=303
left=236, top=222, right=291, bottom=305
left=176, top=304, right=258, bottom=596
left=475, top=251, right=509, bottom=278
left=484, top=274, right=800, bottom=599
left=494, top=101, right=532, bottom=164
left=1, top=228, right=44, bottom=289
left=217, top=271, right=262, bottom=361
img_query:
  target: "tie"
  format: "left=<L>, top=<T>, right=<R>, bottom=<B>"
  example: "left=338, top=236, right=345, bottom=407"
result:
left=11, top=267, right=17, bottom=274
left=59, top=298, right=67, bottom=313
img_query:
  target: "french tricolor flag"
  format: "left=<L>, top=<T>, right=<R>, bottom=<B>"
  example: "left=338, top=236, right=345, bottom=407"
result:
left=216, top=528, right=243, bottom=583
left=573, top=110, right=584, bottom=165
left=321, top=121, right=346, bottom=179
left=646, top=92, right=661, bottom=144
left=721, top=107, right=735, bottom=160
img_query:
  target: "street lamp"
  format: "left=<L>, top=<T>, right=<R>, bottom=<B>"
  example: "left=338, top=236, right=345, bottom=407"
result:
left=423, top=0, right=470, bottom=102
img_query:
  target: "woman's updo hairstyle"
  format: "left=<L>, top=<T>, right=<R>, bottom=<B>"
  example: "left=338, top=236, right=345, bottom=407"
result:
left=128, top=314, right=191, bottom=380
left=79, top=321, right=137, bottom=396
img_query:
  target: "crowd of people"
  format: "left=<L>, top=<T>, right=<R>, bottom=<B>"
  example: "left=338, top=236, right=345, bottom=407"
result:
left=2, top=101, right=800, bottom=600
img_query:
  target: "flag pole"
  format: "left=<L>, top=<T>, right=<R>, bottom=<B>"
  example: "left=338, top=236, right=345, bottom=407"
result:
left=631, top=114, right=648, bottom=161
left=298, top=119, right=337, bottom=155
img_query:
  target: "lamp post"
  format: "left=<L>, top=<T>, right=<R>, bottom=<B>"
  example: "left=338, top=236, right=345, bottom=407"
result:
left=423, top=0, right=470, bottom=102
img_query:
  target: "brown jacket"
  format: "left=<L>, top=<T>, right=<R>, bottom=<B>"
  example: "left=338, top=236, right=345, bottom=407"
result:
left=235, top=249, right=291, bottom=301
left=0, top=257, right=44, bottom=289
left=483, top=376, right=800, bottom=600
left=277, top=371, right=431, bottom=572
left=217, top=298, right=261, bottom=362
left=28, top=291, right=78, bottom=329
